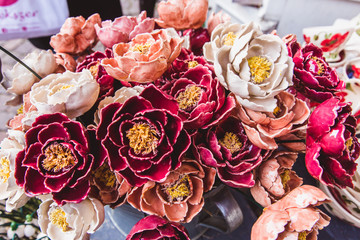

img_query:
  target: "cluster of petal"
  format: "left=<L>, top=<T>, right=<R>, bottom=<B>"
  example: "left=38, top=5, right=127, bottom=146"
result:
left=15, top=113, right=106, bottom=205
left=0, top=130, right=29, bottom=212
left=237, top=91, right=310, bottom=149
left=286, top=37, right=345, bottom=103
left=101, top=29, right=183, bottom=83
left=204, top=22, right=294, bottom=112
left=251, top=185, right=330, bottom=240
left=95, top=11, right=155, bottom=48
left=193, top=116, right=266, bottom=188
left=155, top=0, right=208, bottom=30
left=251, top=151, right=303, bottom=207
left=126, top=215, right=190, bottom=240
left=7, top=50, right=57, bottom=95
left=30, top=70, right=100, bottom=119
left=96, top=85, right=191, bottom=187
left=127, top=159, right=216, bottom=223
left=38, top=197, right=104, bottom=240
left=207, top=11, right=231, bottom=36
left=182, top=28, right=210, bottom=56
left=305, top=97, right=360, bottom=188
left=50, top=14, right=101, bottom=55
left=54, top=53, right=77, bottom=73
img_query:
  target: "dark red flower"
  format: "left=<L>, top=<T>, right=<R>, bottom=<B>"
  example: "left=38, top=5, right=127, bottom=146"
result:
left=126, top=215, right=190, bottom=240
left=320, top=32, right=349, bottom=52
left=183, top=27, right=210, bottom=56
left=193, top=116, right=267, bottom=188
left=96, top=85, right=191, bottom=187
left=306, top=98, right=360, bottom=188
left=14, top=113, right=106, bottom=205
left=287, top=38, right=345, bottom=103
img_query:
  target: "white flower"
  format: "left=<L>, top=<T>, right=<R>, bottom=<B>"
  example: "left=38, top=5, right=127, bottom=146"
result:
left=38, top=197, right=104, bottom=240
left=0, top=130, right=29, bottom=212
left=7, top=225, right=25, bottom=239
left=203, top=22, right=294, bottom=112
left=95, top=86, right=144, bottom=124
left=30, top=70, right=100, bottom=119
left=7, top=50, right=57, bottom=95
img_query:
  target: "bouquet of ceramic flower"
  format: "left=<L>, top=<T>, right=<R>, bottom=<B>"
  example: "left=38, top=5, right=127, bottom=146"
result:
left=1, top=0, right=359, bottom=239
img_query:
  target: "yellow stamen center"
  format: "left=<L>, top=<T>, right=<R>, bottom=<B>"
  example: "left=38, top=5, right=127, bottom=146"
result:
left=49, top=85, right=75, bottom=96
left=165, top=175, right=190, bottom=202
left=131, top=43, right=151, bottom=54
left=273, top=106, right=281, bottom=116
left=311, top=57, right=324, bottom=75
left=346, top=138, right=353, bottom=151
left=0, top=157, right=11, bottom=183
left=188, top=61, right=199, bottom=69
left=93, top=164, right=116, bottom=188
left=89, top=63, right=100, bottom=78
left=298, top=231, right=308, bottom=240
left=219, top=132, right=243, bottom=154
left=49, top=208, right=69, bottom=232
left=176, top=85, right=202, bottom=111
left=17, top=105, right=23, bottom=115
left=126, top=123, right=159, bottom=155
left=280, top=169, right=291, bottom=189
left=247, top=56, right=272, bottom=84
left=42, top=143, right=75, bottom=172
left=223, top=32, right=237, bottom=46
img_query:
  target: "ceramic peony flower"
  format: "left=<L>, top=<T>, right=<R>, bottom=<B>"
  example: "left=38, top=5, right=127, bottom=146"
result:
left=54, top=53, right=77, bottom=73
left=287, top=37, right=345, bottom=103
left=101, top=29, right=183, bottom=83
left=38, top=197, right=104, bottom=240
left=30, top=70, right=100, bottom=119
left=236, top=91, right=310, bottom=150
left=50, top=14, right=101, bottom=55
left=193, top=116, right=266, bottom=188
left=156, top=0, right=208, bottom=30
left=251, top=185, right=331, bottom=240
left=250, top=151, right=303, bottom=207
left=126, top=215, right=190, bottom=240
left=305, top=97, right=360, bottom=188
left=95, top=11, right=155, bottom=48
left=207, top=11, right=231, bottom=36
left=182, top=28, right=210, bottom=56
left=203, top=22, right=294, bottom=112
left=96, top=85, right=191, bottom=187
left=127, top=159, right=216, bottom=222
left=15, top=113, right=106, bottom=205
left=7, top=50, right=57, bottom=96
left=0, top=130, right=29, bottom=212
left=90, top=162, right=132, bottom=208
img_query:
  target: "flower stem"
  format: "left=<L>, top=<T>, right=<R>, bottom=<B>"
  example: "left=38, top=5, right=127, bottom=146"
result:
left=0, top=45, right=42, bottom=80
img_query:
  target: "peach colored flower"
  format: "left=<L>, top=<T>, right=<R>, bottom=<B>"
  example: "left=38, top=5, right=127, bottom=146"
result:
left=236, top=91, right=310, bottom=150
left=101, top=29, right=183, bottom=83
left=54, top=53, right=77, bottom=73
left=207, top=11, right=231, bottom=35
left=95, top=11, right=155, bottom=48
left=127, top=159, right=216, bottom=223
left=250, top=151, right=303, bottom=207
left=50, top=14, right=101, bottom=55
left=156, top=0, right=208, bottom=30
left=251, top=185, right=331, bottom=240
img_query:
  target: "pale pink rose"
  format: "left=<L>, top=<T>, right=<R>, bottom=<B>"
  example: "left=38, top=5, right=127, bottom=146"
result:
left=251, top=151, right=303, bottom=207
left=95, top=11, right=155, bottom=48
left=251, top=185, right=331, bottom=240
left=50, top=14, right=101, bottom=55
left=207, top=11, right=231, bottom=35
left=101, top=29, right=183, bottom=83
left=156, top=0, right=208, bottom=30
left=54, top=53, right=77, bottom=73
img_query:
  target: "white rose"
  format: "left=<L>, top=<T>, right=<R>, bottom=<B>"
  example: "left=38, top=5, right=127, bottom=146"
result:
left=30, top=70, right=100, bottom=119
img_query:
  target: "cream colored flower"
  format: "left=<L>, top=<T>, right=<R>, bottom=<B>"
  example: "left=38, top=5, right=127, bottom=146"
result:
left=30, top=70, right=100, bottom=119
left=38, top=197, right=104, bottom=240
left=7, top=50, right=57, bottom=96
left=203, top=22, right=294, bottom=112
left=95, top=86, right=144, bottom=124
left=0, top=130, right=29, bottom=212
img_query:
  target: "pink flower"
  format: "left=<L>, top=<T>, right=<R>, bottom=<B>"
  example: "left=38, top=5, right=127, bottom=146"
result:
left=101, top=29, right=183, bottom=83
left=126, top=215, right=190, bottom=240
left=96, top=85, right=191, bottom=187
left=54, top=53, right=77, bottom=73
left=306, top=97, right=360, bottom=188
left=251, top=185, right=331, bottom=240
left=155, top=0, right=208, bottom=30
left=14, top=113, right=106, bottom=205
left=95, top=11, right=155, bottom=48
left=50, top=14, right=101, bottom=55
left=207, top=11, right=231, bottom=35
